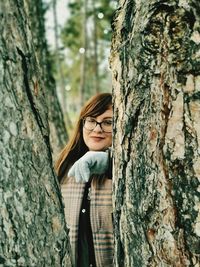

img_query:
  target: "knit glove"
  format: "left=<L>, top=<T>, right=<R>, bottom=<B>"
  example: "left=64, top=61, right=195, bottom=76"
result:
left=68, top=151, right=109, bottom=183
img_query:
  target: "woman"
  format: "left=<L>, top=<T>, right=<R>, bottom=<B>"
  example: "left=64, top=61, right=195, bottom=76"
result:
left=56, top=93, right=113, bottom=267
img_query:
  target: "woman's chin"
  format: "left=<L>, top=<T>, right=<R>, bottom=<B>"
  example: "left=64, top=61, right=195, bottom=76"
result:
left=88, top=144, right=108, bottom=151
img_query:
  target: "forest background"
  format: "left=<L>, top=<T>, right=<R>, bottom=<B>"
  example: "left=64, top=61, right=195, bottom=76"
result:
left=44, top=0, right=117, bottom=136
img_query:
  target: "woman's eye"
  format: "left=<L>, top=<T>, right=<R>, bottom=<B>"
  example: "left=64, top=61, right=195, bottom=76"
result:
left=88, top=118, right=96, bottom=123
left=103, top=120, right=112, bottom=126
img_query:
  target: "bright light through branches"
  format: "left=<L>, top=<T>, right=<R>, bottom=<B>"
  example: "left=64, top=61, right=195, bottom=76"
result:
left=97, top=12, right=104, bottom=19
left=79, top=47, right=85, bottom=54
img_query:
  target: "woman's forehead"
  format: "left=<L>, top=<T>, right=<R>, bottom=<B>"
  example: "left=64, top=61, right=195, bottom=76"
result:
left=91, top=108, right=113, bottom=119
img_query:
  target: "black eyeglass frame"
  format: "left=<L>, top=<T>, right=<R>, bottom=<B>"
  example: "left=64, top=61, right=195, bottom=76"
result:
left=83, top=118, right=112, bottom=133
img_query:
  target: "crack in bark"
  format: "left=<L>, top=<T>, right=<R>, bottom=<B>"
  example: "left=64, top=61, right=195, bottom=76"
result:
left=16, top=47, right=53, bottom=156
left=0, top=256, right=6, bottom=264
left=114, top=99, right=145, bottom=267
left=16, top=47, right=45, bottom=132
left=16, top=46, right=63, bottom=206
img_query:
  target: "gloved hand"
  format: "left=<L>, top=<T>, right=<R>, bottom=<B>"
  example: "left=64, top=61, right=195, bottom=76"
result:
left=68, top=151, right=109, bottom=183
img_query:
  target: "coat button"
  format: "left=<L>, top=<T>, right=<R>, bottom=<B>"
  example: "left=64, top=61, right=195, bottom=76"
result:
left=81, top=209, right=86, bottom=213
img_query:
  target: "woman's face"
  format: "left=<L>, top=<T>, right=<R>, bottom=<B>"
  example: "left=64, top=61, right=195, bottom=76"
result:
left=83, top=106, right=113, bottom=151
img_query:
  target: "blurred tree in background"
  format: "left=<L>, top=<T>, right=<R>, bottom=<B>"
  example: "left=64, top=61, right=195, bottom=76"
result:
left=30, top=0, right=68, bottom=161
left=44, top=0, right=117, bottom=130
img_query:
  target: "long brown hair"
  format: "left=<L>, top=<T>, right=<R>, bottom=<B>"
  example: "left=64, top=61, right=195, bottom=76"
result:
left=55, top=93, right=112, bottom=183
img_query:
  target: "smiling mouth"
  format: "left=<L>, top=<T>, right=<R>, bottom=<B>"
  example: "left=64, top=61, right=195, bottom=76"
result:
left=91, top=136, right=104, bottom=140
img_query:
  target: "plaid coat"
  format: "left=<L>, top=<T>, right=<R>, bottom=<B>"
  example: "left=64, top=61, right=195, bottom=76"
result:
left=61, top=176, right=114, bottom=267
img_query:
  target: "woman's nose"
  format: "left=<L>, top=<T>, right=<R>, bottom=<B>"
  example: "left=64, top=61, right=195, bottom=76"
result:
left=93, top=123, right=103, bottom=132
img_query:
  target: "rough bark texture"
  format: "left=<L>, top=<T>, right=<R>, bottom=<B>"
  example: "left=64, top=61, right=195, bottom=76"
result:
left=110, top=1, right=200, bottom=266
left=0, top=1, right=72, bottom=266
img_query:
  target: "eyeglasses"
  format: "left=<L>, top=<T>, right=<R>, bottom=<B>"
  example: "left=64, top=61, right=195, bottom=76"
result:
left=83, top=117, right=112, bottom=133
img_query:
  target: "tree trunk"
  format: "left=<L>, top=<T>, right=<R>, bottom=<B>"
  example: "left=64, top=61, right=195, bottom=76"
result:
left=0, top=1, right=72, bottom=266
left=52, top=0, right=72, bottom=135
left=110, top=1, right=200, bottom=266
left=52, top=0, right=66, bottom=107
left=28, top=0, right=68, bottom=161
left=92, top=0, right=100, bottom=94
left=80, top=0, right=88, bottom=106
